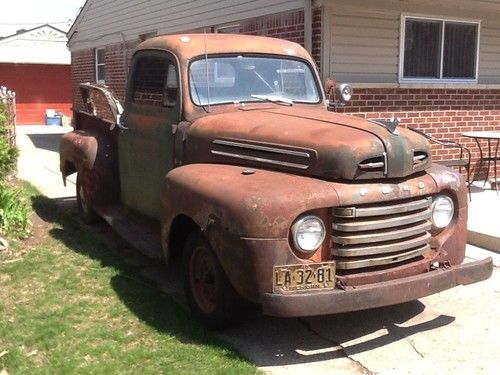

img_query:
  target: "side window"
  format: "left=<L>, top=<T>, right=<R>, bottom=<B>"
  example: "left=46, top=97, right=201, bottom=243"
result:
left=132, top=56, right=178, bottom=107
left=95, top=48, right=105, bottom=82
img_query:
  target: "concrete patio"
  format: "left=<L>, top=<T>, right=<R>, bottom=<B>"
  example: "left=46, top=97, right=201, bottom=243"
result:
left=468, top=185, right=500, bottom=253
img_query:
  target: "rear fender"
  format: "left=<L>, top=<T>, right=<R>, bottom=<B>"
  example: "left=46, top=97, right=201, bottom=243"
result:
left=60, top=130, right=98, bottom=183
left=59, top=128, right=120, bottom=206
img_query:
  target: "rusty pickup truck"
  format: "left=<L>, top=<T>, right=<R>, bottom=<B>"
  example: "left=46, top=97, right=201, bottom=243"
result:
left=60, top=34, right=492, bottom=328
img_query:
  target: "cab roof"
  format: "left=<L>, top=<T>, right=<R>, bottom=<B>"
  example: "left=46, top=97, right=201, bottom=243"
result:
left=135, top=33, right=312, bottom=62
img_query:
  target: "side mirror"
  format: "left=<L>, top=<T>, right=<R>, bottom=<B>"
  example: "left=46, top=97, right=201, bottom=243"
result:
left=324, top=78, right=336, bottom=97
left=324, top=78, right=353, bottom=110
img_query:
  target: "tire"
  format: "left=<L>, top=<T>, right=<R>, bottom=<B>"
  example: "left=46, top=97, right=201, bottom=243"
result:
left=76, top=173, right=98, bottom=224
left=182, top=231, right=247, bottom=329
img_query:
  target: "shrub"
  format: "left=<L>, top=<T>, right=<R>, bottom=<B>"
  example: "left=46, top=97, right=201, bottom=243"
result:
left=0, top=101, right=29, bottom=239
left=0, top=103, right=18, bottom=181
left=0, top=184, right=30, bottom=239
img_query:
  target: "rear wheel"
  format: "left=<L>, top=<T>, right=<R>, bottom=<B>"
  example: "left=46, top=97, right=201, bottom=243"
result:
left=183, top=231, right=247, bottom=329
left=76, top=173, right=98, bottom=224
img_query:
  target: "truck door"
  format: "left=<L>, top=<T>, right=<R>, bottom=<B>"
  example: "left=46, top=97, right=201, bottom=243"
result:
left=118, top=50, right=180, bottom=219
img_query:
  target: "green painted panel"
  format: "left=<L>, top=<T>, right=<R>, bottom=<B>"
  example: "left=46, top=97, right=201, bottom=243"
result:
left=118, top=50, right=180, bottom=220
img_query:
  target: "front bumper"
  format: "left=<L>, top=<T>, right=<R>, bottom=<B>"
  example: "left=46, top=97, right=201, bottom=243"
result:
left=262, top=257, right=493, bottom=317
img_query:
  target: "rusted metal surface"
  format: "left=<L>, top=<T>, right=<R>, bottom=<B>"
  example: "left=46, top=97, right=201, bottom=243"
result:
left=117, top=49, right=179, bottom=219
left=60, top=33, right=492, bottom=319
left=161, top=162, right=476, bottom=305
left=185, top=107, right=430, bottom=180
left=60, top=111, right=120, bottom=207
left=137, top=34, right=314, bottom=65
left=79, top=83, right=122, bottom=125
left=262, top=257, right=493, bottom=317
left=136, top=34, right=325, bottom=121
left=60, top=84, right=122, bottom=208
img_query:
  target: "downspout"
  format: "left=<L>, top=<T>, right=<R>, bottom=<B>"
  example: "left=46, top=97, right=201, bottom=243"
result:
left=304, top=0, right=313, bottom=54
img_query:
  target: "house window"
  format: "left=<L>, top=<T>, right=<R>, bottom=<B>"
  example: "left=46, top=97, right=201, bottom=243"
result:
left=95, top=48, right=105, bottom=82
left=401, top=16, right=479, bottom=81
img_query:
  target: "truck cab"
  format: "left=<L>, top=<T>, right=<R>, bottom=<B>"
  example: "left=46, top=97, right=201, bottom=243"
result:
left=60, top=34, right=492, bottom=328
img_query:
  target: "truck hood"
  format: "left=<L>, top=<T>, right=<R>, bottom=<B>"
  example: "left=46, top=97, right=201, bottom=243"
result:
left=185, top=107, right=431, bottom=180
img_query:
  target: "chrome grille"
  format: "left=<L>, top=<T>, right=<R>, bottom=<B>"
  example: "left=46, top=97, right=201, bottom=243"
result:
left=332, top=197, right=432, bottom=270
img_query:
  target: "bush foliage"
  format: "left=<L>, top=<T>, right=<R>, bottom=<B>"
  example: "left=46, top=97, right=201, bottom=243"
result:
left=0, top=102, right=30, bottom=239
left=0, top=104, right=18, bottom=180
left=0, top=185, right=30, bottom=238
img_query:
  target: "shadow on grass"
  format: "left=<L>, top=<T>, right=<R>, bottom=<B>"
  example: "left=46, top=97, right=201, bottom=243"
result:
left=30, top=194, right=248, bottom=361
left=30, top=193, right=457, bottom=368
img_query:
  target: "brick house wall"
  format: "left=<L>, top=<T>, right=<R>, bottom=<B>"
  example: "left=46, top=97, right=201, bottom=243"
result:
left=69, top=8, right=321, bottom=111
left=238, top=8, right=322, bottom=70
left=69, top=5, right=499, bottom=180
left=70, top=40, right=137, bottom=111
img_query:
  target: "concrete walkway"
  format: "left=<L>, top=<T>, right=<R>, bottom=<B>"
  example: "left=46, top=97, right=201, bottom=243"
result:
left=16, top=125, right=75, bottom=199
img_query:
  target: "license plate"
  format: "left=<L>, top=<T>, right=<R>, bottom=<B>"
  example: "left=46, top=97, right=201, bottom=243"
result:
left=273, top=262, right=336, bottom=293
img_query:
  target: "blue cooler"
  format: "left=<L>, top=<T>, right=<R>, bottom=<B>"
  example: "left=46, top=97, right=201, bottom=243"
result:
left=46, top=116, right=62, bottom=126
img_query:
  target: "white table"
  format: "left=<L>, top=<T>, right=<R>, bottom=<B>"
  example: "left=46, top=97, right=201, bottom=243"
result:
left=462, top=131, right=500, bottom=195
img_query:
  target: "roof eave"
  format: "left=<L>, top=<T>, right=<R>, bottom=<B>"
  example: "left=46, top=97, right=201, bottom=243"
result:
left=67, top=0, right=91, bottom=41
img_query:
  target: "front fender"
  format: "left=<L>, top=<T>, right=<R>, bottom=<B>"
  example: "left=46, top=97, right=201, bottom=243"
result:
left=162, top=164, right=340, bottom=241
left=162, top=164, right=341, bottom=302
left=426, top=163, right=468, bottom=265
left=162, top=163, right=466, bottom=303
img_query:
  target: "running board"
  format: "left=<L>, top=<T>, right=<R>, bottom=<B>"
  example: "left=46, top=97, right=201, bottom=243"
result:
left=95, top=205, right=163, bottom=260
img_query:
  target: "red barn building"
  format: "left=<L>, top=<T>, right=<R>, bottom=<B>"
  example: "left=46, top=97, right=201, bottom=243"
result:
left=0, top=25, right=72, bottom=125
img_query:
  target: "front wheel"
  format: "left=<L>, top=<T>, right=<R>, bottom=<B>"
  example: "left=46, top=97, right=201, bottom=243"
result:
left=182, top=231, right=247, bottom=329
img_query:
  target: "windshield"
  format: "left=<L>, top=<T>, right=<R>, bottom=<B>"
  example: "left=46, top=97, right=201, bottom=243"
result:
left=189, top=55, right=320, bottom=106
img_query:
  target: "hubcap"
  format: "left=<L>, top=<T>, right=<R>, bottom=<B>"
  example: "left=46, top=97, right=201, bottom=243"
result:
left=190, top=245, right=218, bottom=314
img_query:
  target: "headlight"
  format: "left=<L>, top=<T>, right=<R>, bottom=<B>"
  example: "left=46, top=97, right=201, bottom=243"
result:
left=291, top=215, right=326, bottom=253
left=431, top=195, right=454, bottom=229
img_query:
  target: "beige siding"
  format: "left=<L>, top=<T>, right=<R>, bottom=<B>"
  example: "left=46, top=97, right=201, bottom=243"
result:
left=69, top=0, right=304, bottom=51
left=326, top=0, right=500, bottom=85
left=479, top=20, right=500, bottom=84
left=329, top=6, right=400, bottom=83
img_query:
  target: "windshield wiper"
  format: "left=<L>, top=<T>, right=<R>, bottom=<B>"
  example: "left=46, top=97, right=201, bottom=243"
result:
left=250, top=94, right=293, bottom=106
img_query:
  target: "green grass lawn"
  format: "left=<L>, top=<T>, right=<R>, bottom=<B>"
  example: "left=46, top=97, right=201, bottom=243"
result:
left=0, top=183, right=257, bottom=374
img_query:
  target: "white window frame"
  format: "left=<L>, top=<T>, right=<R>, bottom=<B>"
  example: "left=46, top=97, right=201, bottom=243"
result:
left=399, top=14, right=481, bottom=84
left=214, top=23, right=240, bottom=34
left=95, top=48, right=105, bottom=83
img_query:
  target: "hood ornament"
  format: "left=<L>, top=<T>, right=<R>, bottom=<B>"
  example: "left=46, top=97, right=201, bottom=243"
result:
left=370, top=117, right=400, bottom=135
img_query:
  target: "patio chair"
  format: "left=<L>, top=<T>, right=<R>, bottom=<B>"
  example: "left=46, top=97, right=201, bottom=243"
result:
left=409, top=127, right=472, bottom=200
